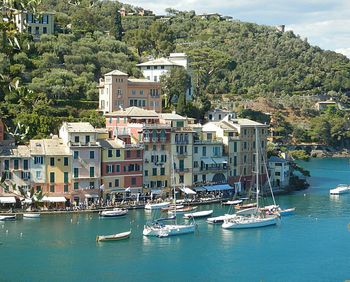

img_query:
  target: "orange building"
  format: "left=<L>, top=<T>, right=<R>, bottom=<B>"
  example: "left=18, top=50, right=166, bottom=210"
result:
left=98, top=70, right=162, bottom=114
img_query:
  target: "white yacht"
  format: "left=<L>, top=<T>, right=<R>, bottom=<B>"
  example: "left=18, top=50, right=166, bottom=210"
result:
left=330, top=184, right=350, bottom=195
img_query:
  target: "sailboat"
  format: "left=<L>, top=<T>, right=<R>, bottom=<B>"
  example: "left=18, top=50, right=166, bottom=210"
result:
left=222, top=126, right=280, bottom=229
left=143, top=157, right=196, bottom=237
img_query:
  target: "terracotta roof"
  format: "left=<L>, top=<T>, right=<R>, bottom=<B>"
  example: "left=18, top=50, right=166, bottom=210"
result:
left=105, top=70, right=128, bottom=76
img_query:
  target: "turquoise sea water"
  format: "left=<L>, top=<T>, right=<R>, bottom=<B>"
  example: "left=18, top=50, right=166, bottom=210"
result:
left=1, top=158, right=350, bottom=282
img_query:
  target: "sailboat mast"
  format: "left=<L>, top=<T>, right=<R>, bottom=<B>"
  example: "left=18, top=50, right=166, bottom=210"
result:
left=171, top=155, right=176, bottom=216
left=255, top=126, right=259, bottom=208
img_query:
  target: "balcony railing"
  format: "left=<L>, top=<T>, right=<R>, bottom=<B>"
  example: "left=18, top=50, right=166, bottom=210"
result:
left=175, top=168, right=191, bottom=173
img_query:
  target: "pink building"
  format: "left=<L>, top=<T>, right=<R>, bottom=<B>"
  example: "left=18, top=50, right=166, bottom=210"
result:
left=99, top=70, right=162, bottom=114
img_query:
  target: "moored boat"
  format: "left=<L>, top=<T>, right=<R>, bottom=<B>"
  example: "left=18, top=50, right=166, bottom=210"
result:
left=145, top=202, right=171, bottom=210
left=161, top=205, right=184, bottom=212
left=222, top=214, right=280, bottom=229
left=223, top=200, right=243, bottom=206
left=23, top=213, right=40, bottom=218
left=99, top=208, right=128, bottom=217
left=96, top=230, right=131, bottom=242
left=168, top=206, right=197, bottom=215
left=183, top=210, right=213, bottom=219
left=207, top=214, right=237, bottom=224
left=0, top=215, right=16, bottom=221
left=330, top=184, right=350, bottom=195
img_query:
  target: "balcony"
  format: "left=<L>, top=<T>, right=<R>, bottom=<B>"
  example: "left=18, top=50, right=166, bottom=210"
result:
left=70, top=141, right=99, bottom=147
left=175, top=140, right=189, bottom=145
left=175, top=168, right=191, bottom=173
left=194, top=139, right=223, bottom=145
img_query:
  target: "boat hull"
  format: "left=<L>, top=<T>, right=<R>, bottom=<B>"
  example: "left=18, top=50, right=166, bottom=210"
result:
left=279, top=208, right=295, bottom=216
left=99, top=209, right=128, bottom=217
left=222, top=216, right=279, bottom=229
left=145, top=202, right=170, bottom=210
left=23, top=213, right=40, bottom=218
left=96, top=231, right=131, bottom=242
left=0, top=215, right=16, bottom=221
left=183, top=210, right=213, bottom=219
left=143, top=224, right=196, bottom=237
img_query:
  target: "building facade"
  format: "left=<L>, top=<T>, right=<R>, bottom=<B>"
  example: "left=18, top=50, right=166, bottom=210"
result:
left=14, top=10, right=55, bottom=37
left=98, top=70, right=162, bottom=114
left=268, top=156, right=290, bottom=188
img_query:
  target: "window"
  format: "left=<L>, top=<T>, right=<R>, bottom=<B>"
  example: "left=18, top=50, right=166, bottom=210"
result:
left=144, top=170, right=148, bottom=176
left=126, top=151, right=131, bottom=158
left=50, top=172, right=55, bottom=183
left=36, top=186, right=41, bottom=192
left=202, top=147, right=207, bottom=157
left=36, top=171, right=42, bottom=180
left=140, top=90, right=144, bottom=95
left=107, top=165, right=113, bottom=174
left=233, top=156, right=237, bottom=167
left=90, top=151, right=95, bottom=159
left=154, top=66, right=158, bottom=70
left=35, top=26, right=39, bottom=35
left=64, top=185, right=68, bottom=192
left=74, top=182, right=79, bottom=190
left=233, top=142, right=237, bottom=152
left=152, top=168, right=157, bottom=176
left=89, top=182, right=95, bottom=189
left=153, top=144, right=157, bottom=151
left=202, top=174, right=206, bottom=182
left=50, top=185, right=55, bottom=192
left=50, top=157, right=55, bottom=166
left=161, top=144, right=165, bottom=151
left=137, top=150, right=141, bottom=158
left=64, top=172, right=69, bottom=183
left=74, top=136, right=80, bottom=143
left=161, top=66, right=164, bottom=69
left=89, top=167, right=95, bottom=177
left=160, top=168, right=165, bottom=175
left=116, top=149, right=120, bottom=157
left=132, top=90, right=136, bottom=95
left=73, top=151, right=79, bottom=159
left=114, top=179, right=119, bottom=187
left=85, top=135, right=90, bottom=144
left=131, top=177, right=136, bottom=186
left=14, top=159, right=19, bottom=170
left=64, top=157, right=69, bottom=166
left=144, top=145, right=148, bottom=151
left=154, top=76, right=157, bottom=82
left=194, top=175, right=198, bottom=182
left=23, top=160, right=29, bottom=170
left=194, top=161, right=198, bottom=168
left=147, top=66, right=150, bottom=69
left=43, top=15, right=48, bottom=24
left=108, top=150, right=113, bottom=157
left=244, top=142, right=247, bottom=150
left=244, top=155, right=247, bottom=163
left=179, top=175, right=184, bottom=183
left=275, top=172, right=281, bottom=176
left=74, top=168, right=79, bottom=178
left=116, top=165, right=120, bottom=172
left=4, top=160, right=9, bottom=170
left=34, top=156, right=43, bottom=164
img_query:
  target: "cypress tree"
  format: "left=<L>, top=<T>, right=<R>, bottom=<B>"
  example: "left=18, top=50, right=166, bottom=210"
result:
left=114, top=8, right=123, bottom=41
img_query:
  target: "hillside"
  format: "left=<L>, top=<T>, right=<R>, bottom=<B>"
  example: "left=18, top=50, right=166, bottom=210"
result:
left=1, top=0, right=350, bottom=144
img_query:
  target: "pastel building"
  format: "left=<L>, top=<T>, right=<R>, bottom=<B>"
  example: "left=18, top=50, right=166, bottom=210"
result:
left=59, top=122, right=101, bottom=202
left=29, top=139, right=46, bottom=192
left=203, top=116, right=268, bottom=191
left=0, top=145, right=31, bottom=193
left=98, top=70, right=162, bottom=114
left=159, top=113, right=194, bottom=189
left=137, top=53, right=193, bottom=100
left=42, top=137, right=71, bottom=196
left=14, top=10, right=55, bottom=37
left=268, top=156, right=290, bottom=188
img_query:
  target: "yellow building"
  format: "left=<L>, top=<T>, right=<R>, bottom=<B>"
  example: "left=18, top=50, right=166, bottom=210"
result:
left=43, top=137, right=71, bottom=196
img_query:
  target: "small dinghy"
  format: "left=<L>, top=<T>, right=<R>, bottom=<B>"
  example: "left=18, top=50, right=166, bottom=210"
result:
left=223, top=200, right=243, bottom=206
left=99, top=208, right=128, bottom=218
left=183, top=210, right=213, bottom=219
left=23, top=213, right=40, bottom=218
left=96, top=230, right=131, bottom=242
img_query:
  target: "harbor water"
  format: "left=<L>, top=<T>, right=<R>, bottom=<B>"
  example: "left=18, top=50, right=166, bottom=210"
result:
left=1, top=158, right=350, bottom=281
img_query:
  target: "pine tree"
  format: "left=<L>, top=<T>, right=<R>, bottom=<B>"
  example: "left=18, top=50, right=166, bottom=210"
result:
left=114, top=8, right=123, bottom=41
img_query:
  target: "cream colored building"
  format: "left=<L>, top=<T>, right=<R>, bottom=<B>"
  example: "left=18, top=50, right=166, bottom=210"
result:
left=14, top=10, right=55, bottom=37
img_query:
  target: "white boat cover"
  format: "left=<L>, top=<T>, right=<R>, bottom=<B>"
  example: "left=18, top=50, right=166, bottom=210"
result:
left=179, top=186, right=196, bottom=195
left=0, top=196, right=16, bottom=204
left=42, top=196, right=67, bottom=203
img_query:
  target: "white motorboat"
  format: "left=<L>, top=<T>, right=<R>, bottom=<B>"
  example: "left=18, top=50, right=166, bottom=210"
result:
left=330, top=184, right=350, bottom=195
left=144, top=202, right=171, bottom=210
left=23, top=213, right=41, bottom=218
left=0, top=215, right=16, bottom=221
left=207, top=214, right=237, bottom=224
left=183, top=210, right=213, bottom=219
left=99, top=208, right=128, bottom=217
left=223, top=200, right=243, bottom=206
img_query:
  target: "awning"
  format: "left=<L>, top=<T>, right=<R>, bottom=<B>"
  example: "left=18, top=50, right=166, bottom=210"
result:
left=201, top=157, right=216, bottom=165
left=42, top=196, right=67, bottom=203
left=0, top=196, right=16, bottom=204
left=213, top=157, right=228, bottom=164
left=85, top=194, right=99, bottom=198
left=204, top=184, right=233, bottom=191
left=150, top=189, right=162, bottom=195
left=179, top=186, right=196, bottom=195
left=193, top=187, right=207, bottom=192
